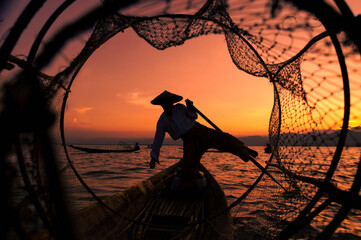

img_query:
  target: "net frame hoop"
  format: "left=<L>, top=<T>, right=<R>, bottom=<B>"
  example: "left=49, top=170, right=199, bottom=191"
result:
left=56, top=11, right=292, bottom=228
left=57, top=11, right=276, bottom=211
left=1, top=0, right=360, bottom=236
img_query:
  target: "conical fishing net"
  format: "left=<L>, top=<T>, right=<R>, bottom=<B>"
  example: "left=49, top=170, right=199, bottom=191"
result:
left=1, top=0, right=361, bottom=239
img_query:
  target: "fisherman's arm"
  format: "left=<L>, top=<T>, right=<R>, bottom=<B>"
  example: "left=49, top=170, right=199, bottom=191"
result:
left=149, top=118, right=166, bottom=168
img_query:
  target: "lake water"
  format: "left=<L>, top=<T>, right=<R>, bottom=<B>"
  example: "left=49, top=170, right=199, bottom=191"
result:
left=51, top=145, right=361, bottom=239
left=9, top=144, right=361, bottom=239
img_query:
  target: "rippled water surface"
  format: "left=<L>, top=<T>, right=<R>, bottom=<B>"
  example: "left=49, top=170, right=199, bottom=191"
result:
left=53, top=145, right=361, bottom=238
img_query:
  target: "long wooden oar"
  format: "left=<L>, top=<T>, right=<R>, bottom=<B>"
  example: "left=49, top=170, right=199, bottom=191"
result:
left=188, top=100, right=287, bottom=191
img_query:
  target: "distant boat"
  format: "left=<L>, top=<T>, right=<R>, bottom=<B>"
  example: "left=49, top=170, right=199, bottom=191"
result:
left=264, top=143, right=272, bottom=154
left=179, top=147, right=226, bottom=153
left=206, top=149, right=227, bottom=153
left=69, top=142, right=140, bottom=153
left=75, top=162, right=233, bottom=239
left=179, top=147, right=259, bottom=156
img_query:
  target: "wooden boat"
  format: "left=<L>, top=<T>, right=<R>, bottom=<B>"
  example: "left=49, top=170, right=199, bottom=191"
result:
left=75, top=162, right=234, bottom=239
left=68, top=144, right=140, bottom=153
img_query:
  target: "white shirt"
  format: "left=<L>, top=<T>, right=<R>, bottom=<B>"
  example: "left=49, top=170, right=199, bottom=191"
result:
left=150, top=104, right=197, bottom=160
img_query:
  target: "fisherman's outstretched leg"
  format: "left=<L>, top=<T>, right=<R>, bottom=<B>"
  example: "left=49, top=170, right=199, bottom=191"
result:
left=210, top=130, right=258, bottom=162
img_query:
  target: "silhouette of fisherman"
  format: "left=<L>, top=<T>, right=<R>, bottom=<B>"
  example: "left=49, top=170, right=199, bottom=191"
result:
left=149, top=90, right=258, bottom=191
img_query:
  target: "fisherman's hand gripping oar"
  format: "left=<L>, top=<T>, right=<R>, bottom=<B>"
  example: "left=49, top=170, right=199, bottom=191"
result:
left=186, top=99, right=287, bottom=191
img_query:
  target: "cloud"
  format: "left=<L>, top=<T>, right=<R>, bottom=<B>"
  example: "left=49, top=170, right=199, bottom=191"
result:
left=126, top=90, right=155, bottom=108
left=74, top=107, right=93, bottom=114
left=67, top=117, right=92, bottom=127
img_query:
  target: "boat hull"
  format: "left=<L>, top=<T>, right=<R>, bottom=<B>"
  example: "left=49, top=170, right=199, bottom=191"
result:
left=76, top=162, right=233, bottom=240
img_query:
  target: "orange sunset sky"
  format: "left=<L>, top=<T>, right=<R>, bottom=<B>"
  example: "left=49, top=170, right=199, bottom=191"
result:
left=1, top=0, right=361, bottom=143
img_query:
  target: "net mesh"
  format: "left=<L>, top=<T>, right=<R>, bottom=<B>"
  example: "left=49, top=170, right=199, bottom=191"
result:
left=1, top=0, right=361, bottom=239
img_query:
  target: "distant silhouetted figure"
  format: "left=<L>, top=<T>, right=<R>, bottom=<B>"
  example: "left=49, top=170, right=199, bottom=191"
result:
left=265, top=143, right=272, bottom=154
left=149, top=90, right=258, bottom=191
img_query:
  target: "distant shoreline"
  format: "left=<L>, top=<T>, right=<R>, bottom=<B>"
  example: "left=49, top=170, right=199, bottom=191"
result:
left=55, top=129, right=361, bottom=147
left=55, top=135, right=269, bottom=146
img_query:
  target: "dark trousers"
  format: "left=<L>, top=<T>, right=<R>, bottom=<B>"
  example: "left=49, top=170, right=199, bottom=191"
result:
left=181, top=122, right=250, bottom=180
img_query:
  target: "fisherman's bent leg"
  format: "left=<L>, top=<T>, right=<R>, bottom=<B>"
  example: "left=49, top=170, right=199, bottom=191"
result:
left=182, top=138, right=202, bottom=180
left=180, top=128, right=206, bottom=192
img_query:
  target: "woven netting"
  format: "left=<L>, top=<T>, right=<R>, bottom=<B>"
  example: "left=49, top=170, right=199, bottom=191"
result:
left=43, top=0, right=360, bottom=237
left=3, top=0, right=361, bottom=239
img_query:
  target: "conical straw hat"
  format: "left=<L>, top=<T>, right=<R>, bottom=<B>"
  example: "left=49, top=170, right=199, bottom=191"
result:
left=151, top=90, right=183, bottom=105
